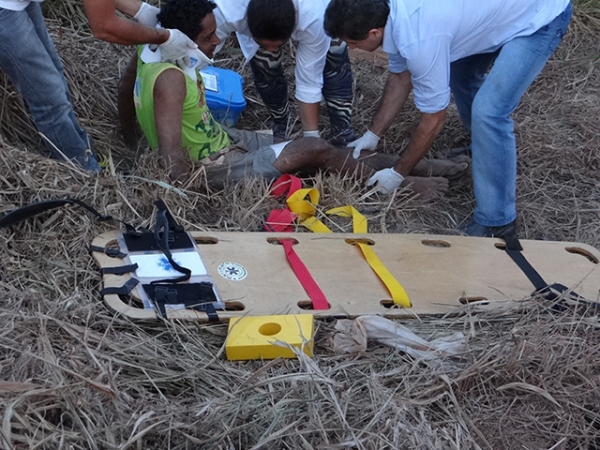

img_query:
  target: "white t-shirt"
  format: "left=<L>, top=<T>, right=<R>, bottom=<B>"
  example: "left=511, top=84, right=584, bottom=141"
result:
left=0, top=0, right=42, bottom=11
left=383, top=0, right=570, bottom=113
left=213, top=0, right=330, bottom=104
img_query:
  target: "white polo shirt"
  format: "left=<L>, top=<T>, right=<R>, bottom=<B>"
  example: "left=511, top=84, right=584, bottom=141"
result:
left=213, top=0, right=330, bottom=104
left=383, top=0, right=570, bottom=113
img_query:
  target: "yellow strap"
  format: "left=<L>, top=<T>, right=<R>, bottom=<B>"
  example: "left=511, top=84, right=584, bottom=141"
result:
left=325, top=206, right=368, bottom=233
left=283, top=186, right=411, bottom=307
left=286, top=188, right=332, bottom=232
left=355, top=243, right=412, bottom=307
left=326, top=205, right=411, bottom=307
left=300, top=216, right=332, bottom=233
left=286, top=188, right=320, bottom=220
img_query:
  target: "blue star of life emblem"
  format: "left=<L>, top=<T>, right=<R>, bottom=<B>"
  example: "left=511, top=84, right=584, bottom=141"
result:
left=217, top=262, right=247, bottom=281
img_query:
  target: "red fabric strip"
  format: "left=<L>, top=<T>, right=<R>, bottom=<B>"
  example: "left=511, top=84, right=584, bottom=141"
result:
left=280, top=239, right=329, bottom=310
left=265, top=209, right=296, bottom=232
left=269, top=174, right=302, bottom=199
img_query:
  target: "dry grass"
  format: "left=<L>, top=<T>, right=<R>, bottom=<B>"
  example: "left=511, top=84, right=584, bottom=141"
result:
left=0, top=2, right=599, bottom=448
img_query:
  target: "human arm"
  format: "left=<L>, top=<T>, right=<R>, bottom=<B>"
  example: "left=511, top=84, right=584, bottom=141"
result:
left=83, top=0, right=198, bottom=66
left=298, top=101, right=320, bottom=136
left=153, top=69, right=190, bottom=181
left=114, top=0, right=143, bottom=17
left=364, top=70, right=446, bottom=193
left=117, top=53, right=139, bottom=148
left=348, top=70, right=412, bottom=157
left=82, top=0, right=169, bottom=44
left=392, top=109, right=446, bottom=177
left=367, top=109, right=446, bottom=194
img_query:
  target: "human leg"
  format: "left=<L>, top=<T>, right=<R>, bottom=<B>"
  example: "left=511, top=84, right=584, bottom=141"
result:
left=323, top=39, right=356, bottom=146
left=449, top=51, right=499, bottom=132
left=0, top=4, right=99, bottom=170
left=469, top=3, right=572, bottom=229
left=273, top=139, right=450, bottom=197
left=28, top=3, right=92, bottom=150
left=207, top=135, right=456, bottom=197
left=249, top=46, right=291, bottom=139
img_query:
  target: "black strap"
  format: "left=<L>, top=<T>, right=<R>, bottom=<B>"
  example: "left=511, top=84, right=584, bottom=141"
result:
left=150, top=205, right=192, bottom=284
left=502, top=235, right=596, bottom=309
left=89, top=245, right=127, bottom=259
left=100, top=264, right=139, bottom=275
left=0, top=198, right=136, bottom=231
left=100, top=278, right=139, bottom=296
left=503, top=235, right=549, bottom=292
left=143, top=282, right=219, bottom=321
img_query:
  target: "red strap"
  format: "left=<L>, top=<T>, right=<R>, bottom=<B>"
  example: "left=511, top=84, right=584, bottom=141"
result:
left=269, top=174, right=303, bottom=199
left=265, top=175, right=303, bottom=231
left=281, top=239, right=329, bottom=310
left=265, top=209, right=296, bottom=232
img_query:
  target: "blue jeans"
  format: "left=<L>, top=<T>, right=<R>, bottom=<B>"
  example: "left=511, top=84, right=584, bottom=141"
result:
left=450, top=3, right=572, bottom=227
left=0, top=3, right=100, bottom=171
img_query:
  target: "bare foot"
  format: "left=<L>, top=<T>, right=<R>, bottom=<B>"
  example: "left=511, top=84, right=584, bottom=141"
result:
left=401, top=176, right=449, bottom=201
left=411, top=155, right=470, bottom=179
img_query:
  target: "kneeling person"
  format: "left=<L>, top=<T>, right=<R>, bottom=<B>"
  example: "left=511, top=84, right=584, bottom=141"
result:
left=120, top=0, right=464, bottom=194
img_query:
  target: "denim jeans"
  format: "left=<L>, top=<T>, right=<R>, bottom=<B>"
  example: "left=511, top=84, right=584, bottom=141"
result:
left=0, top=2, right=100, bottom=171
left=450, top=2, right=572, bottom=227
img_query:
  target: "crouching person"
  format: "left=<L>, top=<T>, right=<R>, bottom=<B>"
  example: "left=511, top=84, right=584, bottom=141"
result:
left=118, top=0, right=466, bottom=195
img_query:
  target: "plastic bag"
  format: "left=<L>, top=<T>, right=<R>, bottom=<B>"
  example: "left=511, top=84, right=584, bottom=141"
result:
left=332, top=315, right=467, bottom=362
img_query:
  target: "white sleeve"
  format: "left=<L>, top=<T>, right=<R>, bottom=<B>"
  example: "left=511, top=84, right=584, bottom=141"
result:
left=293, top=18, right=330, bottom=104
left=404, top=37, right=452, bottom=113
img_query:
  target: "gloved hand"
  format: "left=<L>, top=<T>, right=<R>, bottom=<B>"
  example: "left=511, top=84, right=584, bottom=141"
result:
left=303, top=130, right=320, bottom=138
left=133, top=2, right=160, bottom=27
left=159, top=29, right=199, bottom=68
left=366, top=168, right=405, bottom=194
left=347, top=129, right=380, bottom=159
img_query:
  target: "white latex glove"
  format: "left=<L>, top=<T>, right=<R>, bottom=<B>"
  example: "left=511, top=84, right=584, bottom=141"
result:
left=366, top=168, right=405, bottom=195
left=133, top=2, right=160, bottom=27
left=303, top=130, right=320, bottom=138
left=347, top=129, right=380, bottom=159
left=159, top=29, right=199, bottom=69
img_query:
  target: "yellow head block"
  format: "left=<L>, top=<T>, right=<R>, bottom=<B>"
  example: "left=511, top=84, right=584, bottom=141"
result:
left=226, top=314, right=314, bottom=360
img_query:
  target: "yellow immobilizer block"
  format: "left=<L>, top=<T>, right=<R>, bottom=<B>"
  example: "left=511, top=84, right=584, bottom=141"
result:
left=226, top=314, right=314, bottom=361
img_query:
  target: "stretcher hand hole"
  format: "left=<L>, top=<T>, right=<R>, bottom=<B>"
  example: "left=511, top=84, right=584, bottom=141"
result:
left=298, top=300, right=331, bottom=310
left=421, top=239, right=451, bottom=248
left=267, top=237, right=300, bottom=245
left=194, top=237, right=219, bottom=245
left=565, top=247, right=599, bottom=264
left=345, top=238, right=375, bottom=246
left=459, top=296, right=490, bottom=305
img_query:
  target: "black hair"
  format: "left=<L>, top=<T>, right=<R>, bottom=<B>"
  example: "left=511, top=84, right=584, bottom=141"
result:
left=157, top=0, right=217, bottom=41
left=324, top=0, right=390, bottom=41
left=247, top=0, right=296, bottom=41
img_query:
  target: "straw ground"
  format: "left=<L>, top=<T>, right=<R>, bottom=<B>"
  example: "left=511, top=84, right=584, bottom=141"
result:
left=0, top=1, right=599, bottom=448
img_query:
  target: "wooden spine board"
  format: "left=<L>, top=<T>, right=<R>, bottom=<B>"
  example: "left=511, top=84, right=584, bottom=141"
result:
left=90, top=230, right=600, bottom=322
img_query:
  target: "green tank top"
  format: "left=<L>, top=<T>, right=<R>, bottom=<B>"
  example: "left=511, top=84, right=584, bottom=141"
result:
left=134, top=50, right=230, bottom=161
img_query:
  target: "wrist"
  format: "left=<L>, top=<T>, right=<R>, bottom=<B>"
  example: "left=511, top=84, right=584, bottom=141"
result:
left=303, top=130, right=320, bottom=138
left=389, top=168, right=405, bottom=183
left=365, top=129, right=380, bottom=139
left=157, top=29, right=171, bottom=45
